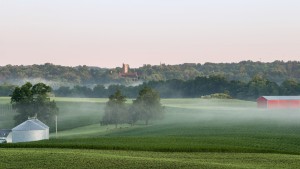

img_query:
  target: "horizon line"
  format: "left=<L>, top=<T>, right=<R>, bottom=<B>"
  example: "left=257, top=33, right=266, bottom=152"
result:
left=0, top=59, right=300, bottom=69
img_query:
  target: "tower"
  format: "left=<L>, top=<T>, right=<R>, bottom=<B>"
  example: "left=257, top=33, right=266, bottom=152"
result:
left=122, top=63, right=129, bottom=74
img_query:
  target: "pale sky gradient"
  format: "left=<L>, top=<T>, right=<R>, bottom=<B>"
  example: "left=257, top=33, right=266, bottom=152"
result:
left=1, top=0, right=300, bottom=68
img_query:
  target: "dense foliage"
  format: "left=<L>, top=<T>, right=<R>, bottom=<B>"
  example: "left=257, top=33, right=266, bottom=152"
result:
left=201, top=92, right=233, bottom=99
left=10, top=82, right=58, bottom=125
left=101, top=89, right=127, bottom=127
left=51, top=75, right=300, bottom=101
left=1, top=61, right=300, bottom=101
left=131, top=87, right=164, bottom=125
left=0, top=63, right=115, bottom=86
left=101, top=87, right=164, bottom=126
left=2, top=75, right=300, bottom=101
left=1, top=61, right=300, bottom=86
left=139, top=61, right=300, bottom=83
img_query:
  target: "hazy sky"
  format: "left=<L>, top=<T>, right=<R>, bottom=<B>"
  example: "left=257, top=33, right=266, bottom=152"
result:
left=1, top=0, right=300, bottom=68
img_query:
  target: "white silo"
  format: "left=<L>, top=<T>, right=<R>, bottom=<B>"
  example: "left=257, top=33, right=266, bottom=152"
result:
left=12, top=118, right=49, bottom=143
left=31, top=119, right=49, bottom=139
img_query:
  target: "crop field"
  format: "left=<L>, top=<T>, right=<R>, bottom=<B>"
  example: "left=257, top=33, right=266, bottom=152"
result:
left=2, top=149, right=300, bottom=169
left=1, top=97, right=300, bottom=168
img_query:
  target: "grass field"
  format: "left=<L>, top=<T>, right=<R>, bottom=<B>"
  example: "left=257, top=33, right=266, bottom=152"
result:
left=1, top=97, right=300, bottom=168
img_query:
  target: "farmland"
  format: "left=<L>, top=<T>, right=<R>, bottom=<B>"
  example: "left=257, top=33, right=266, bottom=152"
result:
left=1, top=97, right=300, bottom=168
left=2, top=149, right=300, bottom=169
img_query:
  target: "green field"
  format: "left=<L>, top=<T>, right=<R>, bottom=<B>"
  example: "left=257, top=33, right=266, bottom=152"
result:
left=1, top=97, right=300, bottom=168
left=2, top=149, right=300, bottom=169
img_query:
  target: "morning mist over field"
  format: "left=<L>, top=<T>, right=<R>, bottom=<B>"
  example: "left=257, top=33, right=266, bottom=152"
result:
left=1, top=0, right=300, bottom=169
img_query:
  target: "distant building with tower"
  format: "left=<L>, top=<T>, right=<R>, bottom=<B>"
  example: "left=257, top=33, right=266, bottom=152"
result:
left=122, top=64, right=129, bottom=74
left=119, top=63, right=139, bottom=80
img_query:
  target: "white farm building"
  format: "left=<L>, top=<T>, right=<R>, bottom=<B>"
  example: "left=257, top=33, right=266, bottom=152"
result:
left=12, top=118, right=49, bottom=143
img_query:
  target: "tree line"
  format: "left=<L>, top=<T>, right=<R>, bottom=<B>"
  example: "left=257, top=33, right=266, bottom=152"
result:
left=1, top=75, right=300, bottom=101
left=138, top=60, right=300, bottom=83
left=1, top=61, right=300, bottom=86
left=52, top=75, right=300, bottom=101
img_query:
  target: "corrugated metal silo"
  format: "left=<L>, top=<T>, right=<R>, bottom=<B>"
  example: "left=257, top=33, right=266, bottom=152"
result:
left=12, top=119, right=49, bottom=143
left=31, top=119, right=49, bottom=139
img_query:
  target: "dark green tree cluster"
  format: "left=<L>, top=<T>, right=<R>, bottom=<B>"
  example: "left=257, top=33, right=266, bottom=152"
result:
left=146, top=75, right=300, bottom=100
left=0, top=63, right=120, bottom=86
left=54, top=84, right=141, bottom=98
left=101, top=87, right=164, bottom=127
left=52, top=75, right=300, bottom=101
left=10, top=82, right=58, bottom=125
left=101, top=89, right=127, bottom=128
left=131, top=87, right=164, bottom=125
left=137, top=61, right=300, bottom=83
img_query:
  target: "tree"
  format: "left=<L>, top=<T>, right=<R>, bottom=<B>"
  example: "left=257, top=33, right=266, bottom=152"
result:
left=93, top=84, right=107, bottom=97
left=247, top=75, right=280, bottom=99
left=127, top=102, right=141, bottom=126
left=10, top=82, right=58, bottom=126
left=54, top=86, right=72, bottom=97
left=280, top=79, right=300, bottom=95
left=132, top=86, right=164, bottom=125
left=101, top=89, right=127, bottom=128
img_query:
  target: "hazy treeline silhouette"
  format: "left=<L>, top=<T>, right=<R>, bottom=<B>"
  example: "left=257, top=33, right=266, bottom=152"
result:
left=139, top=60, right=300, bottom=83
left=51, top=75, right=300, bottom=101
left=1, top=61, right=300, bottom=86
left=0, top=84, right=16, bottom=96
left=1, top=75, right=300, bottom=101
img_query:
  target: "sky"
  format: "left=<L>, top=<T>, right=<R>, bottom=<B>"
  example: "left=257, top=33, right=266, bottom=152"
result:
left=0, top=0, right=300, bottom=68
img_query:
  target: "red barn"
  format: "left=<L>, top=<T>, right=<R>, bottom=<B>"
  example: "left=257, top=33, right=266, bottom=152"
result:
left=257, top=96, right=300, bottom=109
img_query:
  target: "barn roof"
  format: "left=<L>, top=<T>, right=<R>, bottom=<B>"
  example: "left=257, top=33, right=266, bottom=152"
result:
left=260, top=96, right=300, bottom=100
left=0, top=130, right=11, bottom=138
left=12, top=119, right=48, bottom=131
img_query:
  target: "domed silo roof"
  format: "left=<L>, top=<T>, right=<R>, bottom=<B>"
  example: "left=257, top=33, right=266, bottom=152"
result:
left=30, top=119, right=50, bottom=140
left=30, top=119, right=49, bottom=129
left=12, top=119, right=46, bottom=131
